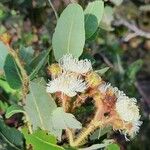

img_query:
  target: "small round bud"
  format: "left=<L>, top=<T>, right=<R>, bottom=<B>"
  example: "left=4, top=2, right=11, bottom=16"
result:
left=0, top=33, right=11, bottom=45
left=47, top=63, right=62, bottom=78
left=86, top=72, right=102, bottom=88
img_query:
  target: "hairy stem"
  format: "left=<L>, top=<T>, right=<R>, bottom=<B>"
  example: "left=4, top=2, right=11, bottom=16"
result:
left=61, top=94, right=74, bottom=145
left=71, top=121, right=102, bottom=147
left=66, top=128, right=74, bottom=145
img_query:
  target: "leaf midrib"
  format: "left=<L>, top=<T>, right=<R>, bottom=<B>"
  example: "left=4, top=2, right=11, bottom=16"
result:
left=0, top=132, right=21, bottom=150
left=67, top=8, right=78, bottom=53
left=30, top=88, right=45, bottom=130
left=34, top=136, right=64, bottom=149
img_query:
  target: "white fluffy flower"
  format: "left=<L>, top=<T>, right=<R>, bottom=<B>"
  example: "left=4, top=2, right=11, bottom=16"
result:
left=112, top=87, right=126, bottom=98
left=98, top=82, right=111, bottom=93
left=46, top=73, right=87, bottom=97
left=99, top=83, right=126, bottom=98
left=59, top=54, right=92, bottom=74
left=116, top=97, right=140, bottom=123
left=99, top=83, right=142, bottom=138
left=129, top=120, right=142, bottom=138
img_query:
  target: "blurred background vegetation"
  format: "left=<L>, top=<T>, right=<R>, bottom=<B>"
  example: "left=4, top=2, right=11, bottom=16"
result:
left=0, top=0, right=150, bottom=149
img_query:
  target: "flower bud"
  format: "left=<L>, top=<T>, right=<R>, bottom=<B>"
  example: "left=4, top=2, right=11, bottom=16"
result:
left=47, top=63, right=62, bottom=78
left=0, top=33, right=11, bottom=45
left=86, top=72, right=102, bottom=88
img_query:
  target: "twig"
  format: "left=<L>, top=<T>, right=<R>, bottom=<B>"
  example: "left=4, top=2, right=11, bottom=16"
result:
left=61, top=94, right=74, bottom=145
left=48, top=0, right=58, bottom=20
left=114, top=15, right=150, bottom=41
left=116, top=54, right=124, bottom=74
left=99, top=53, right=114, bottom=69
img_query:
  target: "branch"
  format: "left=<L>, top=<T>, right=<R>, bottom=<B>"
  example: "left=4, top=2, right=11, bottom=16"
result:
left=114, top=15, right=150, bottom=41
left=48, top=0, right=58, bottom=20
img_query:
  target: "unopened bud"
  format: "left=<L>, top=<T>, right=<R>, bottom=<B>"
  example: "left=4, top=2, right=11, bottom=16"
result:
left=86, top=72, right=102, bottom=88
left=47, top=63, right=62, bottom=78
left=0, top=33, right=11, bottom=44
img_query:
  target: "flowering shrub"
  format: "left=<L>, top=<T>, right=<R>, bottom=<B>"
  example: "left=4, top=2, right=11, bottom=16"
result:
left=0, top=0, right=143, bottom=150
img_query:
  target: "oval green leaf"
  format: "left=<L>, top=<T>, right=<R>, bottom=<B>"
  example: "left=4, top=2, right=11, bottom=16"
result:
left=100, top=6, right=114, bottom=31
left=4, top=54, right=23, bottom=89
left=24, top=82, right=62, bottom=139
left=107, top=143, right=120, bottom=150
left=22, top=128, right=64, bottom=150
left=52, top=3, right=85, bottom=61
left=84, top=0, right=104, bottom=39
left=5, top=105, right=25, bottom=119
left=95, top=67, right=110, bottom=75
left=0, top=41, right=9, bottom=71
left=0, top=119, right=24, bottom=150
left=52, top=107, right=82, bottom=130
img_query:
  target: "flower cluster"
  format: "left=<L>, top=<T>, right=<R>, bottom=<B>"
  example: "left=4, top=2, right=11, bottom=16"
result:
left=47, top=73, right=86, bottom=97
left=98, top=83, right=142, bottom=138
left=46, top=54, right=142, bottom=141
left=47, top=54, right=92, bottom=97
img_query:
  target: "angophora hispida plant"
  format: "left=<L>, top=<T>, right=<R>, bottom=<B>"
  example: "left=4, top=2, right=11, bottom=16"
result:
left=46, top=54, right=142, bottom=147
left=0, top=1, right=142, bottom=150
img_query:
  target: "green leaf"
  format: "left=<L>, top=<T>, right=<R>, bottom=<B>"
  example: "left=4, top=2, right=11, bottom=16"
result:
left=80, top=52, right=95, bottom=64
left=107, top=143, right=120, bottom=150
left=29, top=50, right=50, bottom=80
left=110, top=0, right=123, bottom=6
left=4, top=54, right=22, bottom=89
left=0, top=77, right=17, bottom=94
left=18, top=46, right=34, bottom=65
left=32, top=77, right=46, bottom=86
left=84, top=0, right=104, bottom=39
left=0, top=119, right=24, bottom=150
left=127, top=59, right=143, bottom=82
left=52, top=3, right=85, bottom=61
left=22, top=128, right=64, bottom=150
left=5, top=105, right=25, bottom=119
left=24, top=82, right=61, bottom=138
left=100, top=6, right=114, bottom=31
left=0, top=76, right=22, bottom=101
left=80, top=139, right=114, bottom=150
left=0, top=41, right=9, bottom=71
left=52, top=107, right=82, bottom=130
left=63, top=146, right=77, bottom=150
left=95, top=67, right=110, bottom=75
left=90, top=126, right=112, bottom=140
left=0, top=101, right=8, bottom=112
